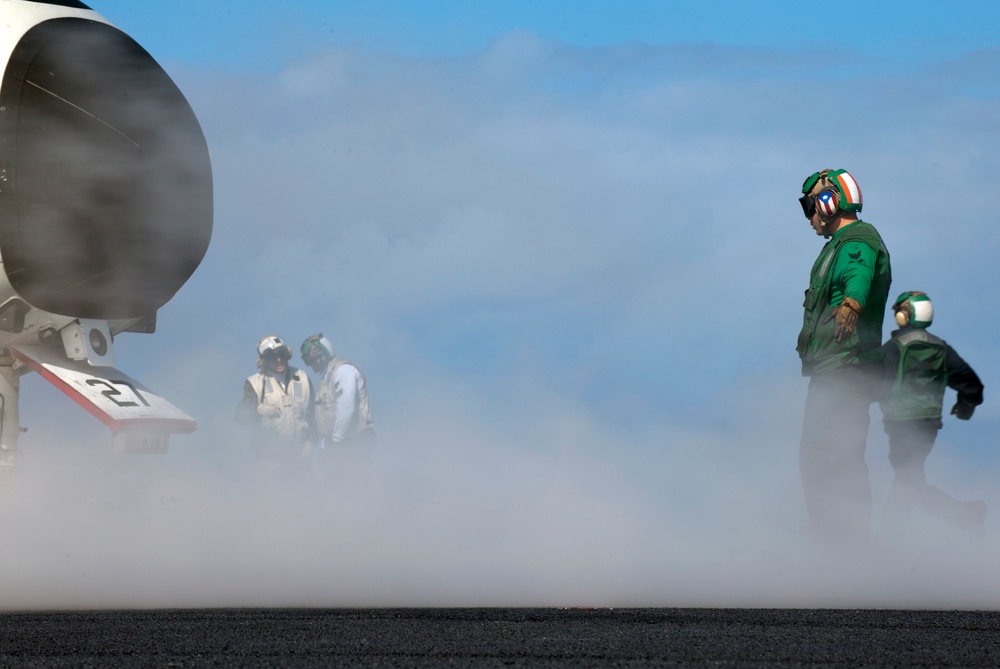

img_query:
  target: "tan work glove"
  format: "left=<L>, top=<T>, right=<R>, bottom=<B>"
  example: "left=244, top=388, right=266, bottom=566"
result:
left=823, top=297, right=862, bottom=344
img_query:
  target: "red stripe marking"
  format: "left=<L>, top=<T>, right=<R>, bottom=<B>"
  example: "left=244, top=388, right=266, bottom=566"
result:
left=11, top=349, right=196, bottom=434
left=13, top=348, right=121, bottom=430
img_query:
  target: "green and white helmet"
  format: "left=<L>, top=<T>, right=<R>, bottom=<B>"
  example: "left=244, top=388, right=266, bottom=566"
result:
left=893, top=291, right=933, bottom=329
left=301, top=333, right=334, bottom=367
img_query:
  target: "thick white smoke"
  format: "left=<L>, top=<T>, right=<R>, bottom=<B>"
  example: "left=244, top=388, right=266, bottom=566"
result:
left=2, top=29, right=999, bottom=609
left=2, top=357, right=997, bottom=610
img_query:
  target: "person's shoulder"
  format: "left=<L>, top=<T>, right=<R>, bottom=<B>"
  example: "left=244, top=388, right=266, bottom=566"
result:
left=927, top=331, right=953, bottom=349
left=895, top=327, right=945, bottom=347
left=243, top=373, right=265, bottom=396
left=837, top=219, right=884, bottom=240
left=333, top=358, right=362, bottom=376
left=836, top=239, right=877, bottom=262
left=857, top=220, right=888, bottom=243
left=851, top=218, right=879, bottom=229
left=839, top=220, right=880, bottom=236
left=835, top=223, right=886, bottom=259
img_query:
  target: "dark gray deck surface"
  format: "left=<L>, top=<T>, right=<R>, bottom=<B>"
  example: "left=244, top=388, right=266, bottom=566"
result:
left=2, top=607, right=999, bottom=667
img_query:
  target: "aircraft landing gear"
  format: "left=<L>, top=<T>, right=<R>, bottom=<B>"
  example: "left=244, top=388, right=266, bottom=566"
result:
left=0, top=356, right=24, bottom=471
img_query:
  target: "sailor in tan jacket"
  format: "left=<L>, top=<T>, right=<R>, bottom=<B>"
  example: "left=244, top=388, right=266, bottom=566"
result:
left=235, top=334, right=314, bottom=481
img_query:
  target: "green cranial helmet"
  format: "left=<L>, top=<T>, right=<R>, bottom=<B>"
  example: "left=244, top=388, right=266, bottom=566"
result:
left=800, top=168, right=863, bottom=217
left=301, top=333, right=334, bottom=367
left=893, top=291, right=933, bottom=329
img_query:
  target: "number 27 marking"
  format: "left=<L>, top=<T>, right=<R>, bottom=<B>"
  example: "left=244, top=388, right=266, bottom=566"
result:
left=85, top=379, right=151, bottom=408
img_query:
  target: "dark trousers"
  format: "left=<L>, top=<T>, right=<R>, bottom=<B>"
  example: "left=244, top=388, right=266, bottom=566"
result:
left=799, top=365, right=874, bottom=552
left=879, top=420, right=982, bottom=544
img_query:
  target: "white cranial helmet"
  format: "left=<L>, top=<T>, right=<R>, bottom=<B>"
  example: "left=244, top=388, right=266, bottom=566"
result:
left=257, top=334, right=290, bottom=358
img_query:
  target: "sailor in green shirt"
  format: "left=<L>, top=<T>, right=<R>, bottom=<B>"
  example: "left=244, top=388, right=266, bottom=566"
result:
left=796, top=169, right=892, bottom=554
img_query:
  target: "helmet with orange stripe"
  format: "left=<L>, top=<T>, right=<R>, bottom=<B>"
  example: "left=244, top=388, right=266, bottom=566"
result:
left=799, top=168, right=863, bottom=218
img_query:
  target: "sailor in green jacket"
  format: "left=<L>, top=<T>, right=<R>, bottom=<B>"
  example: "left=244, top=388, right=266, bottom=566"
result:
left=877, top=291, right=985, bottom=545
left=796, top=168, right=892, bottom=553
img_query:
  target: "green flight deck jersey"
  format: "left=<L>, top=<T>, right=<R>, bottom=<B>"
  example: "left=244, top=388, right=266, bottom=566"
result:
left=797, top=221, right=892, bottom=377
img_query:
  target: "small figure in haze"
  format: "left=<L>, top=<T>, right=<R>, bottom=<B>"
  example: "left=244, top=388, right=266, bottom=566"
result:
left=300, top=334, right=375, bottom=486
left=876, top=291, right=986, bottom=545
left=795, top=168, right=892, bottom=554
left=235, top=335, right=315, bottom=484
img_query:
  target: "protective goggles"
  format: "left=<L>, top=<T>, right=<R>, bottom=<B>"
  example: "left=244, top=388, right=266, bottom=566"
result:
left=799, top=194, right=815, bottom=219
left=799, top=170, right=827, bottom=218
left=261, top=347, right=288, bottom=361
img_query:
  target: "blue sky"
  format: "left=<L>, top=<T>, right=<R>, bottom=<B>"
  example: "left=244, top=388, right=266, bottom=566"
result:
left=6, top=0, right=1000, bottom=607
left=94, top=1, right=1000, bottom=69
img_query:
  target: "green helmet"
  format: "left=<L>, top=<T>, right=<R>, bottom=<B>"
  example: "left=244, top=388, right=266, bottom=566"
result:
left=301, top=333, right=334, bottom=368
left=893, top=291, right=933, bottom=329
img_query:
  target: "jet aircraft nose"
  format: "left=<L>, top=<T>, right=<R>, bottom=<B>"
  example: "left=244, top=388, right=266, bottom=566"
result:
left=0, top=17, right=213, bottom=320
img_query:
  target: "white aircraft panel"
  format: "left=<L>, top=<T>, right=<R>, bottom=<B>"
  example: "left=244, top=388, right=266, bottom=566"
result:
left=10, top=344, right=195, bottom=434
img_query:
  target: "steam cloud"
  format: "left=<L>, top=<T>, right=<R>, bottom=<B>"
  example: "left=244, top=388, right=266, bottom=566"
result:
left=2, top=32, right=1000, bottom=609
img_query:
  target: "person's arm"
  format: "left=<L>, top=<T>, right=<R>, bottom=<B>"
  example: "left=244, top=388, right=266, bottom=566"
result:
left=824, top=241, right=876, bottom=342
left=945, top=342, right=984, bottom=419
left=305, top=374, right=318, bottom=444
left=234, top=380, right=261, bottom=427
left=831, top=241, right=876, bottom=308
left=876, top=341, right=898, bottom=404
left=331, top=364, right=360, bottom=442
